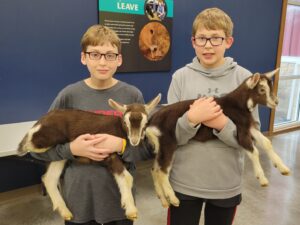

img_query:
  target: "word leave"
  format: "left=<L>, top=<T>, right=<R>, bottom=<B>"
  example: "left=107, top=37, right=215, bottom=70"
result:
left=117, top=2, right=139, bottom=11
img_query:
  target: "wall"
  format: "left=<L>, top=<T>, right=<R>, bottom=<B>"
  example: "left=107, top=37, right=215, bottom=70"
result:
left=0, top=0, right=283, bottom=192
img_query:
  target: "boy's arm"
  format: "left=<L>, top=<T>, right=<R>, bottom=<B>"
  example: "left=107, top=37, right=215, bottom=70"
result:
left=30, top=134, right=121, bottom=162
left=167, top=75, right=199, bottom=145
left=168, top=76, right=222, bottom=145
left=30, top=143, right=74, bottom=161
left=205, top=106, right=261, bottom=149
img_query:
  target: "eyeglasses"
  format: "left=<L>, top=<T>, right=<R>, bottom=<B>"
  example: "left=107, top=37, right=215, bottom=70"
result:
left=85, top=52, right=119, bottom=61
left=193, top=37, right=225, bottom=47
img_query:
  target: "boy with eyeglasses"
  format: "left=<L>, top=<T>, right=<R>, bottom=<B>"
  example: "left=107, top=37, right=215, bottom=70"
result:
left=31, top=25, right=153, bottom=225
left=167, top=8, right=260, bottom=225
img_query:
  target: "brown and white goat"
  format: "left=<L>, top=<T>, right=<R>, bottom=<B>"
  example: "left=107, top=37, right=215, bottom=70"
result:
left=145, top=69, right=291, bottom=208
left=17, top=94, right=161, bottom=221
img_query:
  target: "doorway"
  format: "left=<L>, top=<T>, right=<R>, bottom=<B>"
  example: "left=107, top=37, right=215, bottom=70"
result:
left=273, top=0, right=300, bottom=132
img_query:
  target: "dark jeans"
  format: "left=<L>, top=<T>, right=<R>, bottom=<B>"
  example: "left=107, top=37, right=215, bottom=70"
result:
left=65, top=219, right=133, bottom=225
left=168, top=192, right=240, bottom=225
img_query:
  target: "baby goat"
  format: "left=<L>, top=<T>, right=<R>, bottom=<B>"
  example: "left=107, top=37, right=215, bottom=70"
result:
left=17, top=94, right=161, bottom=221
left=146, top=69, right=290, bottom=208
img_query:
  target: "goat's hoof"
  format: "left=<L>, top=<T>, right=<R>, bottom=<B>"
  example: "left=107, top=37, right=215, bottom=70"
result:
left=256, top=176, right=269, bottom=187
left=126, top=210, right=138, bottom=221
left=260, top=179, right=269, bottom=187
left=62, top=212, right=73, bottom=221
left=55, top=206, right=73, bottom=221
left=64, top=215, right=73, bottom=221
left=161, top=202, right=170, bottom=208
left=261, top=183, right=269, bottom=187
left=280, top=167, right=291, bottom=176
left=169, top=197, right=180, bottom=207
left=281, top=171, right=290, bottom=176
left=157, top=195, right=169, bottom=208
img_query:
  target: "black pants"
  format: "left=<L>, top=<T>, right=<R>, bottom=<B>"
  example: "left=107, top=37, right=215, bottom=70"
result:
left=168, top=193, right=240, bottom=225
left=65, top=219, right=133, bottom=225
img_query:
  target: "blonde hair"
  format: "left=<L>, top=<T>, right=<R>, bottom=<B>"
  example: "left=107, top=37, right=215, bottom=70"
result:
left=192, top=8, right=233, bottom=37
left=80, top=25, right=121, bottom=52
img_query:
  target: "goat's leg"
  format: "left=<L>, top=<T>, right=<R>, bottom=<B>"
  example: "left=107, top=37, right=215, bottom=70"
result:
left=151, top=160, right=170, bottom=208
left=155, top=142, right=179, bottom=207
left=42, top=160, right=73, bottom=220
left=156, top=163, right=179, bottom=207
left=146, top=127, right=179, bottom=207
left=146, top=126, right=170, bottom=207
left=251, top=128, right=290, bottom=175
left=109, top=155, right=137, bottom=221
left=245, top=147, right=269, bottom=186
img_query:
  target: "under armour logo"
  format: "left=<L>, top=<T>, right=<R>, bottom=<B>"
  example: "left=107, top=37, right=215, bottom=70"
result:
left=208, top=88, right=219, bottom=94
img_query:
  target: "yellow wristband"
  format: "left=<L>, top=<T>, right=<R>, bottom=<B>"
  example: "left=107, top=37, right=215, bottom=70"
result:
left=119, top=139, right=127, bottom=155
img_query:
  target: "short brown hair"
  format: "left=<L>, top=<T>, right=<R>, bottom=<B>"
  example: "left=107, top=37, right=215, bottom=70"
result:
left=192, top=8, right=233, bottom=37
left=80, top=25, right=121, bottom=52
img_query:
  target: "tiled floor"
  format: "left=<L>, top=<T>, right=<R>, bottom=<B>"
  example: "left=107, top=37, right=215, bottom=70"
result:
left=0, top=130, right=299, bottom=225
left=135, top=130, right=300, bottom=225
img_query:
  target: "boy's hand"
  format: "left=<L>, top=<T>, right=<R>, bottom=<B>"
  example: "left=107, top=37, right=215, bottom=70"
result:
left=93, top=134, right=123, bottom=154
left=187, top=97, right=223, bottom=126
left=202, top=113, right=229, bottom=131
left=70, top=134, right=122, bottom=161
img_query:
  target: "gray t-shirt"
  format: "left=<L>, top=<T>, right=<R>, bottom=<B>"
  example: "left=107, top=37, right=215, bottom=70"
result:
left=31, top=80, right=153, bottom=223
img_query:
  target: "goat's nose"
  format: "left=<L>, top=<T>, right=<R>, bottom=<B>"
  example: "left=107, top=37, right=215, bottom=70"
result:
left=130, top=137, right=140, bottom=146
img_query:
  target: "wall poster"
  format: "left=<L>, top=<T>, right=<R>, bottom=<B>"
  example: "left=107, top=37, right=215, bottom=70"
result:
left=98, top=0, right=173, bottom=72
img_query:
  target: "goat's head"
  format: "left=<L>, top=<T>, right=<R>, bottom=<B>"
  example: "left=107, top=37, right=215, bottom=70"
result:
left=108, top=94, right=161, bottom=146
left=245, top=68, right=279, bottom=111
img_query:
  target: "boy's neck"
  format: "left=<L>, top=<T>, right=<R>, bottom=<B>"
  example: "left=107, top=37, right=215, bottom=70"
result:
left=84, top=77, right=118, bottom=90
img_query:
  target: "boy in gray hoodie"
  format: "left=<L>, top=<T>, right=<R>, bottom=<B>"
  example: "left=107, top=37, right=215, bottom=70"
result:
left=167, top=8, right=260, bottom=225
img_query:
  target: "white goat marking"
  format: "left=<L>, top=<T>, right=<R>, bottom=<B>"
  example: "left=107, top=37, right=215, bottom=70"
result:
left=250, top=128, right=290, bottom=175
left=42, top=160, right=73, bottom=220
left=151, top=159, right=179, bottom=208
left=247, top=98, right=254, bottom=112
left=24, top=124, right=48, bottom=153
left=246, top=76, right=256, bottom=89
left=245, top=147, right=269, bottom=186
left=145, top=126, right=161, bottom=154
left=113, top=170, right=138, bottom=220
left=124, top=112, right=148, bottom=146
left=139, top=113, right=148, bottom=140
left=151, top=161, right=168, bottom=207
left=156, top=162, right=179, bottom=207
left=260, top=79, right=277, bottom=108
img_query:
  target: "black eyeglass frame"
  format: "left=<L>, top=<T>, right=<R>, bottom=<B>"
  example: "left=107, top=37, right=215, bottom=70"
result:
left=192, top=37, right=225, bottom=47
left=84, top=52, right=120, bottom=61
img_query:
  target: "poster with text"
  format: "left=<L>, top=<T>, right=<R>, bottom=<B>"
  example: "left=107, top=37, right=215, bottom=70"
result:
left=98, top=0, right=173, bottom=72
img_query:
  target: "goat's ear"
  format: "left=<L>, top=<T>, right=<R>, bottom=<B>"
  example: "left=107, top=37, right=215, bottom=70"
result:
left=246, top=73, right=260, bottom=89
left=265, top=68, right=280, bottom=79
left=108, top=99, right=127, bottom=113
left=145, top=93, right=161, bottom=114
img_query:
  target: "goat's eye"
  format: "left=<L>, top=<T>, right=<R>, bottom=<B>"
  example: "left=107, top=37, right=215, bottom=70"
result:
left=258, top=88, right=266, bottom=94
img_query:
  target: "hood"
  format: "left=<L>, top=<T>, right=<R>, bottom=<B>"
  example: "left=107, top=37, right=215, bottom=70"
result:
left=186, top=57, right=237, bottom=78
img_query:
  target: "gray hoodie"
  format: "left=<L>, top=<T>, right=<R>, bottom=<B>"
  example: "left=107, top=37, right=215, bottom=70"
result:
left=167, top=57, right=260, bottom=199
